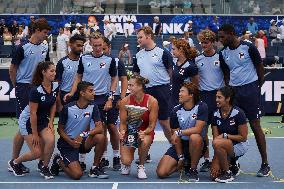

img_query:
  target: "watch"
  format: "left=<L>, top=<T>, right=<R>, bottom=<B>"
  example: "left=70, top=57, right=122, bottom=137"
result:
left=223, top=133, right=228, bottom=139
left=175, top=130, right=182, bottom=137
left=178, top=154, right=184, bottom=161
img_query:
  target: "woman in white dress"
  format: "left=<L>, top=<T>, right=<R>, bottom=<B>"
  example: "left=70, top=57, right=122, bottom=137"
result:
left=255, top=34, right=266, bottom=61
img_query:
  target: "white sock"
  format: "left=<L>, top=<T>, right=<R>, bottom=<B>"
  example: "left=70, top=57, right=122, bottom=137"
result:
left=113, top=150, right=120, bottom=158
left=204, top=158, right=210, bottom=161
left=102, top=151, right=108, bottom=159
left=13, top=160, right=18, bottom=165
left=92, top=165, right=97, bottom=169
left=79, top=153, right=86, bottom=162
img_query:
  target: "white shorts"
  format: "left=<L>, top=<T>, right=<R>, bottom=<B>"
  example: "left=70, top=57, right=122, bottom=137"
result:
left=233, top=140, right=249, bottom=157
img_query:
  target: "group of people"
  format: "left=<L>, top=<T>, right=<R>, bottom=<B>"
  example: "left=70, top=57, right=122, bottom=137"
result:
left=7, top=17, right=271, bottom=183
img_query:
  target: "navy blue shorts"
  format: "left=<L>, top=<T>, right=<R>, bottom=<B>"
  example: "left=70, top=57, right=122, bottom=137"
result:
left=15, top=83, right=32, bottom=118
left=19, top=117, right=49, bottom=136
left=107, top=95, right=120, bottom=126
left=93, top=94, right=116, bottom=125
left=57, top=137, right=92, bottom=166
left=200, top=90, right=217, bottom=125
left=232, top=81, right=261, bottom=121
left=145, top=84, right=170, bottom=120
left=165, top=139, right=207, bottom=162
left=59, top=90, right=78, bottom=106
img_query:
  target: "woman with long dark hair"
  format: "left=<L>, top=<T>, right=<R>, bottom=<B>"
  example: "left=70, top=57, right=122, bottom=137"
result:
left=211, top=86, right=248, bottom=183
left=9, top=61, right=58, bottom=179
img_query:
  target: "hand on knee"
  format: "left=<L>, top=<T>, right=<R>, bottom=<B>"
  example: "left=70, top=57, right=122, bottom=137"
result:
left=32, top=149, right=42, bottom=159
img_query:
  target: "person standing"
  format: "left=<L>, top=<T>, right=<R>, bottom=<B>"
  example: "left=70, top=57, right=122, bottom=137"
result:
left=133, top=26, right=173, bottom=142
left=100, top=36, right=128, bottom=171
left=195, top=29, right=225, bottom=172
left=218, top=24, right=270, bottom=177
left=246, top=17, right=258, bottom=35
left=56, top=27, right=70, bottom=60
left=170, top=38, right=198, bottom=110
left=56, top=34, right=85, bottom=108
left=8, top=18, right=51, bottom=174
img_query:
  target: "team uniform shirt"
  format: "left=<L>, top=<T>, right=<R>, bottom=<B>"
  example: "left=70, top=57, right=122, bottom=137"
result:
left=170, top=101, right=208, bottom=140
left=171, top=59, right=198, bottom=106
left=19, top=82, right=59, bottom=135
left=58, top=101, right=101, bottom=139
left=195, top=53, right=224, bottom=91
left=11, top=41, right=49, bottom=83
left=77, top=53, right=117, bottom=95
left=212, top=106, right=247, bottom=144
left=56, top=56, right=80, bottom=92
left=219, top=41, right=261, bottom=86
left=133, top=46, right=173, bottom=88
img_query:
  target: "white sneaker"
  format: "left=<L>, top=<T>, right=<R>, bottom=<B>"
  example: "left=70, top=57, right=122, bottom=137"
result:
left=121, top=164, right=131, bottom=175
left=137, top=165, right=147, bottom=179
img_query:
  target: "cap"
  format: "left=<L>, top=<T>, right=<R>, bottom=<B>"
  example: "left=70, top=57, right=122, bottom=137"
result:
left=124, top=43, right=129, bottom=48
left=270, top=19, right=276, bottom=24
left=102, top=17, right=110, bottom=22
left=163, top=41, right=171, bottom=46
left=154, top=16, right=159, bottom=20
left=245, top=31, right=252, bottom=35
left=64, top=23, right=71, bottom=28
left=76, top=23, right=82, bottom=27
left=188, top=20, right=193, bottom=24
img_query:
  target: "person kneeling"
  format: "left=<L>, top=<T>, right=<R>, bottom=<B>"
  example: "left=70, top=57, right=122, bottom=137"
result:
left=156, top=82, right=208, bottom=182
left=51, top=81, right=108, bottom=180
left=211, top=86, right=248, bottom=183
left=119, top=76, right=158, bottom=179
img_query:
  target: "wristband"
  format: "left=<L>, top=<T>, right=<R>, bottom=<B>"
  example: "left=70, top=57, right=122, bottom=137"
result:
left=223, top=133, right=228, bottom=139
left=178, top=154, right=184, bottom=161
left=175, top=130, right=182, bottom=137
left=107, top=91, right=115, bottom=100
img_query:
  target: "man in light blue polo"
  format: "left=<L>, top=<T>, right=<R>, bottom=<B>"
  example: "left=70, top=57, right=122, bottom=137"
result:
left=133, top=26, right=173, bottom=142
left=218, top=24, right=269, bottom=177
left=247, top=17, right=258, bottom=35
left=8, top=18, right=51, bottom=174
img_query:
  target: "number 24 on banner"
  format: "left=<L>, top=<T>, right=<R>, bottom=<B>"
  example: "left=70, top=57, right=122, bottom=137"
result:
left=0, top=81, right=15, bottom=101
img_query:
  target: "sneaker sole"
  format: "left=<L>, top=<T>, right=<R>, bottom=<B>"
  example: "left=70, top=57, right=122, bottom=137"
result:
left=40, top=173, right=54, bottom=180
left=188, top=178, right=199, bottom=182
left=215, top=177, right=234, bottom=183
left=88, top=174, right=109, bottom=179
left=257, top=171, right=271, bottom=177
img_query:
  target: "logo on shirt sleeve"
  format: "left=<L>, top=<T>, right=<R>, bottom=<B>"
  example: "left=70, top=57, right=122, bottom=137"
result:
left=83, top=112, right=90, bottom=117
left=179, top=68, right=185, bottom=75
left=41, top=96, right=45, bottom=101
left=100, top=62, right=106, bottom=68
left=229, top=119, right=235, bottom=126
left=239, top=52, right=245, bottom=60
left=217, top=120, right=221, bottom=125
left=214, top=61, right=220, bottom=66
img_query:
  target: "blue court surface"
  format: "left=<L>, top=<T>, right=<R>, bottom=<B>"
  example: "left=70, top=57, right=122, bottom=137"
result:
left=0, top=138, right=284, bottom=189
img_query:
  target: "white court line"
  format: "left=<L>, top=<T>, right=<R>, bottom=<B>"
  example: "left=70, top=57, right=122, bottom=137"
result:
left=0, top=181, right=282, bottom=184
left=112, top=182, right=118, bottom=189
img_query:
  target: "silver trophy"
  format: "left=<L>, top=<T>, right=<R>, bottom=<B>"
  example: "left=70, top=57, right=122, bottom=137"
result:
left=124, top=105, right=148, bottom=148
